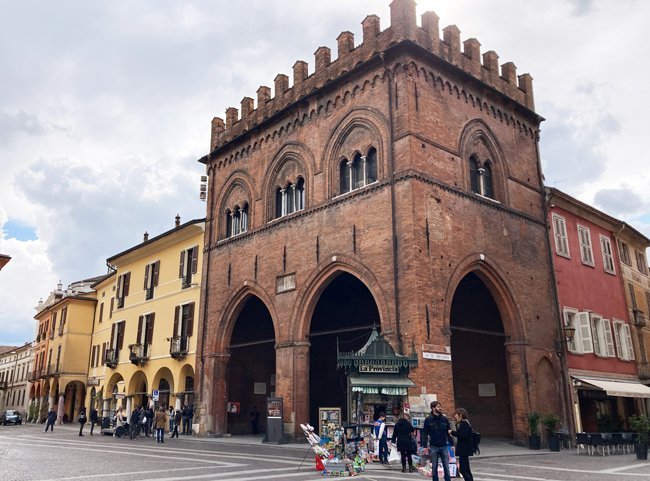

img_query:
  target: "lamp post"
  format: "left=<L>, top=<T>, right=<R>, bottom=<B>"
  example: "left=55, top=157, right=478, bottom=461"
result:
left=555, top=323, right=577, bottom=356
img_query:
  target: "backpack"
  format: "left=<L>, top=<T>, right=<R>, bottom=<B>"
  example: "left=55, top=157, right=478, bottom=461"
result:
left=471, top=429, right=481, bottom=455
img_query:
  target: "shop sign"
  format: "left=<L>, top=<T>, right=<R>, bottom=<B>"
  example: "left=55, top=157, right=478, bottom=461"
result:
left=87, top=377, right=99, bottom=386
left=267, top=398, right=282, bottom=418
left=423, top=352, right=452, bottom=361
left=359, top=364, right=399, bottom=373
left=227, top=402, right=240, bottom=414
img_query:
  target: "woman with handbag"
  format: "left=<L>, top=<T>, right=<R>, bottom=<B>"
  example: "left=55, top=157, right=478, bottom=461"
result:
left=392, top=412, right=416, bottom=473
left=449, top=408, right=474, bottom=481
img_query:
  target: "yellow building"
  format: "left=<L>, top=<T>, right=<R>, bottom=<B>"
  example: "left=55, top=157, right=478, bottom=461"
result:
left=87, top=217, right=204, bottom=423
left=615, top=226, right=650, bottom=411
left=31, top=278, right=102, bottom=423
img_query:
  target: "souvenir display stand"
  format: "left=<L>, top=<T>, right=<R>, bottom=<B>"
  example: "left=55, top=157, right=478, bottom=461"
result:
left=300, top=423, right=364, bottom=476
left=336, top=328, right=419, bottom=464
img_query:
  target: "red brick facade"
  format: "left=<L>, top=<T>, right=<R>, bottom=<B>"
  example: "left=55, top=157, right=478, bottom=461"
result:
left=197, top=0, right=563, bottom=443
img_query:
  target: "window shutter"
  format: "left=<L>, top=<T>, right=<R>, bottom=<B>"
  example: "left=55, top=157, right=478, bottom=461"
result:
left=153, top=261, right=160, bottom=286
left=124, top=272, right=131, bottom=296
left=91, top=346, right=96, bottom=367
left=179, top=250, right=185, bottom=278
left=603, top=319, right=615, bottom=357
left=187, top=302, right=195, bottom=337
left=110, top=297, right=114, bottom=317
left=137, top=315, right=144, bottom=343
left=173, top=306, right=180, bottom=337
left=623, top=324, right=635, bottom=360
left=110, top=323, right=116, bottom=349
left=117, top=322, right=124, bottom=350
left=191, top=246, right=199, bottom=274
left=613, top=322, right=623, bottom=358
left=116, top=276, right=122, bottom=298
left=577, top=312, right=593, bottom=353
left=99, top=303, right=104, bottom=323
left=62, top=307, right=67, bottom=323
left=144, top=264, right=150, bottom=290
left=146, top=313, right=155, bottom=345
left=101, top=343, right=106, bottom=363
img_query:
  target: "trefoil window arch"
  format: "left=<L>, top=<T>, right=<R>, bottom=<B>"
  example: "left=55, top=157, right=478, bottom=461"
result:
left=225, top=203, right=249, bottom=238
left=468, top=155, right=495, bottom=199
left=275, top=176, right=305, bottom=219
left=339, top=146, right=378, bottom=194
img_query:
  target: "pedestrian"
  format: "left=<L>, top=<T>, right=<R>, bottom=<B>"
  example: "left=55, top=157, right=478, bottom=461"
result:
left=170, top=409, right=181, bottom=438
left=372, top=412, right=389, bottom=466
left=89, top=406, right=98, bottom=435
left=154, top=406, right=167, bottom=443
left=181, top=404, right=189, bottom=435
left=142, top=406, right=151, bottom=438
left=449, top=408, right=474, bottom=481
left=421, top=401, right=452, bottom=481
left=392, top=411, right=416, bottom=473
left=114, top=407, right=125, bottom=437
left=129, top=407, right=140, bottom=439
left=43, top=407, right=57, bottom=432
left=78, top=407, right=87, bottom=436
left=167, top=406, right=174, bottom=433
left=187, top=404, right=194, bottom=434
left=250, top=405, right=260, bottom=434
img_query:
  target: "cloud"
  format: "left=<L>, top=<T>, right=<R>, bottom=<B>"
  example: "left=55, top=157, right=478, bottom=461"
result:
left=593, top=187, right=647, bottom=218
left=0, top=111, right=48, bottom=142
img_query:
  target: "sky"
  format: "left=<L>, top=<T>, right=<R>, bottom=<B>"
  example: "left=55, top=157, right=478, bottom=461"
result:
left=1, top=0, right=649, bottom=345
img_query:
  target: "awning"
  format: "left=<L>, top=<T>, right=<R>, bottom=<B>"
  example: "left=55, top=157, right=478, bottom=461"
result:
left=349, top=374, right=415, bottom=395
left=573, top=376, right=650, bottom=398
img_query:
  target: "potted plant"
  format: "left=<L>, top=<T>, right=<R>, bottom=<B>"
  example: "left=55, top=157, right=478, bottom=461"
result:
left=527, top=412, right=542, bottom=450
left=629, top=414, right=650, bottom=460
left=541, top=413, right=561, bottom=451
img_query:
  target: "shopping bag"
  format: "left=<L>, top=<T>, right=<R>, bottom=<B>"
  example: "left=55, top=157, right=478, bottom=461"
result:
left=388, top=445, right=400, bottom=463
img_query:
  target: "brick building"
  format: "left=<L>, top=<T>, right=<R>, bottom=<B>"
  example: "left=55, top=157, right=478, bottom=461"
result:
left=196, top=0, right=563, bottom=442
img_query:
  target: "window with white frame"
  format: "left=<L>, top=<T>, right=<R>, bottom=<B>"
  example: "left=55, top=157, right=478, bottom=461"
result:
left=600, top=235, right=616, bottom=274
left=577, top=225, right=594, bottom=266
left=565, top=309, right=594, bottom=354
left=552, top=214, right=570, bottom=257
left=618, top=240, right=631, bottom=265
left=590, top=314, right=615, bottom=357
left=613, top=320, right=635, bottom=361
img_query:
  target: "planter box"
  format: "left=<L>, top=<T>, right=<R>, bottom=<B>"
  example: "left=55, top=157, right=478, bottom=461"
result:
left=528, top=435, right=541, bottom=450
left=634, top=442, right=648, bottom=460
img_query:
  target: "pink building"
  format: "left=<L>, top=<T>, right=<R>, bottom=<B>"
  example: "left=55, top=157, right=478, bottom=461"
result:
left=547, top=188, right=650, bottom=433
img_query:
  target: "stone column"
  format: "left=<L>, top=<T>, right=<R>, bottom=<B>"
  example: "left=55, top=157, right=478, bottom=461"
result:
left=57, top=393, right=64, bottom=424
left=275, top=341, right=310, bottom=439
left=126, top=396, right=132, bottom=418
left=211, top=353, right=231, bottom=436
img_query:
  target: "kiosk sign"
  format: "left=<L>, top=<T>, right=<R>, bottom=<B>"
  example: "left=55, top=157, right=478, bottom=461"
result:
left=359, top=364, right=399, bottom=373
left=152, top=389, right=159, bottom=402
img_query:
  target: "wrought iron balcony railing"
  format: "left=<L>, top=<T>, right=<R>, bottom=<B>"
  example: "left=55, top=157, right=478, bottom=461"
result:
left=632, top=309, right=647, bottom=327
left=169, top=336, right=188, bottom=359
left=145, top=287, right=154, bottom=300
left=0, top=381, right=7, bottom=390
left=104, top=349, right=119, bottom=368
left=128, top=343, right=151, bottom=365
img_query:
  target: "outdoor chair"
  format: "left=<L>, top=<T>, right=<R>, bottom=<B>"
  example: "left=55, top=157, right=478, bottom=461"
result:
left=621, top=432, right=635, bottom=454
left=576, top=432, right=591, bottom=455
left=610, top=433, right=624, bottom=454
left=589, top=433, right=607, bottom=456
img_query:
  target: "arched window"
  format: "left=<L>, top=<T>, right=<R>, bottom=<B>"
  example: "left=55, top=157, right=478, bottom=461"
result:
left=295, top=177, right=305, bottom=211
left=232, top=206, right=241, bottom=236
left=240, top=203, right=249, bottom=233
left=352, top=153, right=364, bottom=189
left=225, top=209, right=232, bottom=237
left=366, top=148, right=377, bottom=183
left=482, top=163, right=493, bottom=199
left=469, top=156, right=480, bottom=194
left=468, top=155, right=495, bottom=200
left=275, top=187, right=283, bottom=218
left=340, top=158, right=351, bottom=194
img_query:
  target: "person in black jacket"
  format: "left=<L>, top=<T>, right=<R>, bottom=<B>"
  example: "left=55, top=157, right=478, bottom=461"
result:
left=449, top=408, right=474, bottom=481
left=43, top=408, right=57, bottom=432
left=129, top=408, right=140, bottom=439
left=78, top=407, right=87, bottom=436
left=421, top=401, right=452, bottom=481
left=89, top=407, right=98, bottom=435
left=392, top=412, right=416, bottom=473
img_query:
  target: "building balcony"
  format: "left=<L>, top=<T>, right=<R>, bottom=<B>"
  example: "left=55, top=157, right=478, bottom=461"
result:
left=49, top=330, right=55, bottom=340
left=44, top=364, right=60, bottom=377
left=128, top=343, right=151, bottom=366
left=145, top=287, right=154, bottom=300
left=116, top=297, right=125, bottom=309
left=104, top=349, right=119, bottom=368
left=169, top=336, right=188, bottom=359
left=632, top=310, right=647, bottom=327
left=0, top=381, right=7, bottom=390
left=58, top=325, right=64, bottom=336
left=639, top=361, right=650, bottom=381
left=26, top=371, right=35, bottom=382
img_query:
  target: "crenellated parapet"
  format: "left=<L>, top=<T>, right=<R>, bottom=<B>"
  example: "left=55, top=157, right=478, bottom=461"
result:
left=209, top=0, right=535, bottom=152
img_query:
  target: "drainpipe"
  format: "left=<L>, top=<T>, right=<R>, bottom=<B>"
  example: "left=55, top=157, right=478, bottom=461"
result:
left=380, top=52, right=403, bottom=354
left=536, top=136, right=574, bottom=442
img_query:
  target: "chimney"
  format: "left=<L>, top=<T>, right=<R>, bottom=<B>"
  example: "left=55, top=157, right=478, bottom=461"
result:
left=143, top=231, right=149, bottom=242
left=225, top=107, right=238, bottom=129
left=175, top=214, right=181, bottom=228
left=501, top=62, right=517, bottom=84
left=443, top=25, right=461, bottom=65
left=57, top=280, right=63, bottom=292
left=362, top=15, right=380, bottom=46
left=421, top=11, right=440, bottom=44
left=389, top=0, right=417, bottom=40
left=241, top=97, right=254, bottom=117
left=483, top=51, right=499, bottom=74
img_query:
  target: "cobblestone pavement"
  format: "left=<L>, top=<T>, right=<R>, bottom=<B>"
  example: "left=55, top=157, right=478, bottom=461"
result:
left=1, top=424, right=649, bottom=481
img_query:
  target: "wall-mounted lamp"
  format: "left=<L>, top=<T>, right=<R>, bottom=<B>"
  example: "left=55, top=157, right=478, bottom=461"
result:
left=555, top=322, right=577, bottom=356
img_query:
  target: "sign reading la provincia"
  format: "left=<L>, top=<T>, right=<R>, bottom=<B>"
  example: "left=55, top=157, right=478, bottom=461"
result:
left=358, top=364, right=399, bottom=373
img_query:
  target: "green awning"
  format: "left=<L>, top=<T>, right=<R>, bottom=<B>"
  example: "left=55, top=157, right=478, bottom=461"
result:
left=349, top=374, right=415, bottom=395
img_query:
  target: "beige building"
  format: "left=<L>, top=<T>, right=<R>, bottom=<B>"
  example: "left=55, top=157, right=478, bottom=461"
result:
left=86, top=217, right=204, bottom=423
left=30, top=278, right=102, bottom=423
left=0, top=343, right=34, bottom=417
left=615, top=227, right=650, bottom=408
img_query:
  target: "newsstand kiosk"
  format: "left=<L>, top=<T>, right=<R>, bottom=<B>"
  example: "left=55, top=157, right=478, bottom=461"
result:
left=336, top=328, right=418, bottom=461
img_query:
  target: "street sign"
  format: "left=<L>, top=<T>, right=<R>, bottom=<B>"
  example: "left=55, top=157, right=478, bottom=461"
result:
left=152, top=389, right=159, bottom=401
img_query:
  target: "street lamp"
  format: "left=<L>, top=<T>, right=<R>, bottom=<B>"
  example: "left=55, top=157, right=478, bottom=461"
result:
left=555, top=322, right=577, bottom=356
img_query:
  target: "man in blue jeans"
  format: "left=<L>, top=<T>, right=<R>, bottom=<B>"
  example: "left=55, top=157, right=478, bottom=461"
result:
left=421, top=401, right=452, bottom=481
left=373, top=412, right=389, bottom=465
